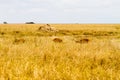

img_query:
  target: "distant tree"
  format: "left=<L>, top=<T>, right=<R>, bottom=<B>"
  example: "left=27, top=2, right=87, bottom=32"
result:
left=25, top=22, right=35, bottom=24
left=3, top=22, right=7, bottom=24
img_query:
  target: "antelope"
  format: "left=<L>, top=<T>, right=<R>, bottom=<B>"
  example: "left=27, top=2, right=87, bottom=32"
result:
left=53, top=38, right=63, bottom=43
left=76, top=38, right=90, bottom=43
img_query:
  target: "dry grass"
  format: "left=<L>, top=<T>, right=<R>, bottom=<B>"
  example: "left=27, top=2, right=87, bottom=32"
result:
left=0, top=24, right=120, bottom=37
left=0, top=24, right=120, bottom=80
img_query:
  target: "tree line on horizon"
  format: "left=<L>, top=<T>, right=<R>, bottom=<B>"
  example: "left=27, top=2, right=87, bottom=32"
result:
left=2, top=22, right=35, bottom=24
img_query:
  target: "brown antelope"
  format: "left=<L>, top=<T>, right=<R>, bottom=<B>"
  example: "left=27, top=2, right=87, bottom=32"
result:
left=53, top=38, right=63, bottom=43
left=13, top=38, right=25, bottom=44
left=76, top=38, right=90, bottom=43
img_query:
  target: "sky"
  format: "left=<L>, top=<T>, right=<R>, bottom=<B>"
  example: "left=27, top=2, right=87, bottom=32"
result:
left=0, top=0, right=120, bottom=23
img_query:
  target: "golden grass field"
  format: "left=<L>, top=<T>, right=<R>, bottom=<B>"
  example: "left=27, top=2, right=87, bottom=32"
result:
left=0, top=24, right=120, bottom=80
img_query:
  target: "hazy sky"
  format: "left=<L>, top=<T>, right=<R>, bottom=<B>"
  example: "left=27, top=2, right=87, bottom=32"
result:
left=0, top=0, right=120, bottom=23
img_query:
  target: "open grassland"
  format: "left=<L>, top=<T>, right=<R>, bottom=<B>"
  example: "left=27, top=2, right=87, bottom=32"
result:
left=0, top=24, right=120, bottom=80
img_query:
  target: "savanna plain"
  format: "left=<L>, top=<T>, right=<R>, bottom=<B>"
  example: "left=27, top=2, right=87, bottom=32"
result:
left=0, top=24, right=120, bottom=80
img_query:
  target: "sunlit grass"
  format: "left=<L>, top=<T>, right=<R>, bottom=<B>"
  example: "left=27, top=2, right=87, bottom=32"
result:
left=0, top=24, right=120, bottom=80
